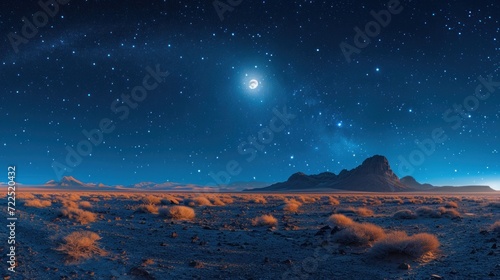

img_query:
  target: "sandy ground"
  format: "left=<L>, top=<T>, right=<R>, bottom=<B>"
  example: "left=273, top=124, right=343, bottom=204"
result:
left=1, top=191, right=499, bottom=280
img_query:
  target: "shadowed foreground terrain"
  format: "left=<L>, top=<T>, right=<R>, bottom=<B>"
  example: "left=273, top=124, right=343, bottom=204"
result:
left=2, top=191, right=500, bottom=279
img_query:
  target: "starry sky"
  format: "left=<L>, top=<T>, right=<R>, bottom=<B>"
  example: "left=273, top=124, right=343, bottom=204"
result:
left=1, top=0, right=499, bottom=189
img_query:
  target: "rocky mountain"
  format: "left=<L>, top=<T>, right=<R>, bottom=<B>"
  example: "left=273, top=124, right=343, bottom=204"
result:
left=246, top=155, right=496, bottom=192
left=400, top=176, right=434, bottom=190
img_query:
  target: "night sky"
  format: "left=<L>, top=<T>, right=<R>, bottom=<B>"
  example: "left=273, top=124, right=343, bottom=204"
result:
left=1, top=0, right=499, bottom=189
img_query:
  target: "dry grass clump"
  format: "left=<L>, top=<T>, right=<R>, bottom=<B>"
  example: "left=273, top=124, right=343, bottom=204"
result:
left=405, top=198, right=424, bottom=204
left=186, top=196, right=213, bottom=207
left=159, top=206, right=196, bottom=220
left=60, top=207, right=97, bottom=224
left=58, top=198, right=78, bottom=208
left=427, top=197, right=443, bottom=204
left=416, top=206, right=460, bottom=219
left=161, top=195, right=180, bottom=205
left=333, top=223, right=386, bottom=245
left=56, top=231, right=107, bottom=262
left=490, top=221, right=500, bottom=232
left=416, top=206, right=442, bottom=218
left=438, top=207, right=461, bottom=218
left=296, top=195, right=316, bottom=204
left=366, top=198, right=382, bottom=206
left=67, top=194, right=81, bottom=201
left=327, top=196, right=340, bottom=205
left=24, top=199, right=52, bottom=208
left=136, top=204, right=159, bottom=214
left=335, top=207, right=374, bottom=217
left=327, top=214, right=355, bottom=228
left=444, top=201, right=458, bottom=208
left=17, top=193, right=36, bottom=200
left=79, top=201, right=92, bottom=209
left=141, top=195, right=162, bottom=205
left=249, top=196, right=267, bottom=204
left=370, top=231, right=439, bottom=258
left=282, top=199, right=302, bottom=212
left=328, top=214, right=385, bottom=245
left=220, top=196, right=234, bottom=204
left=393, top=209, right=417, bottom=220
left=384, top=197, right=404, bottom=204
left=252, top=214, right=278, bottom=227
left=208, top=196, right=226, bottom=206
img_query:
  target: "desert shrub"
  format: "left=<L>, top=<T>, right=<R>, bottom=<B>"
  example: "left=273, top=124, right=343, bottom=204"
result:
left=59, top=199, right=78, bottom=208
left=136, top=204, right=159, bottom=214
left=252, top=214, right=278, bottom=227
left=249, top=196, right=267, bottom=204
left=393, top=209, right=417, bottom=220
left=220, top=196, right=234, bottom=204
left=56, top=231, right=107, bottom=262
left=79, top=201, right=92, bottom=209
left=427, top=197, right=443, bottom=204
left=185, top=196, right=212, bottom=207
left=141, top=195, right=162, bottom=205
left=60, top=207, right=97, bottom=224
left=67, top=194, right=81, bottom=201
left=367, top=198, right=382, bottom=206
left=333, top=223, right=386, bottom=245
left=328, top=197, right=340, bottom=205
left=18, top=193, right=35, bottom=200
left=296, top=195, right=316, bottom=204
left=444, top=201, right=458, bottom=208
left=161, top=195, right=180, bottom=205
left=416, top=206, right=441, bottom=218
left=327, top=214, right=354, bottom=228
left=336, top=207, right=374, bottom=217
left=405, top=198, right=424, bottom=204
left=159, top=206, right=195, bottom=220
left=282, top=199, right=302, bottom=212
left=24, top=199, right=52, bottom=208
left=438, top=207, right=461, bottom=218
left=491, top=221, right=500, bottom=232
left=209, top=196, right=226, bottom=206
left=356, top=207, right=375, bottom=217
left=370, top=231, right=439, bottom=258
left=385, top=198, right=404, bottom=204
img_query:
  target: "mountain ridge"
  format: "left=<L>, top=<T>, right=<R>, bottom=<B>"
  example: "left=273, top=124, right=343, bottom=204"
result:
left=245, top=155, right=495, bottom=192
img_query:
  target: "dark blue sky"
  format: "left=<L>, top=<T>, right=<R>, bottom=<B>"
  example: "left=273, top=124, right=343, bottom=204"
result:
left=1, top=0, right=499, bottom=189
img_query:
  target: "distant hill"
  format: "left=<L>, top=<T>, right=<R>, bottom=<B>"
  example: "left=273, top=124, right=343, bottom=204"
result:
left=245, top=155, right=496, bottom=192
left=22, top=176, right=238, bottom=192
left=399, top=176, right=493, bottom=192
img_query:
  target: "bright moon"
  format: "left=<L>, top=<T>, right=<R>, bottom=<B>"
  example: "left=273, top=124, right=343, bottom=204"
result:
left=249, top=79, right=259, bottom=90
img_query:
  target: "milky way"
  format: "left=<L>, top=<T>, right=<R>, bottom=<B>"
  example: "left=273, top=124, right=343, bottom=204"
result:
left=1, top=1, right=499, bottom=188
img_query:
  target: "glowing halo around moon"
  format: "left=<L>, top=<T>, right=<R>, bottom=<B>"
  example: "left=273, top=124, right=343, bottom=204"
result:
left=248, top=79, right=259, bottom=90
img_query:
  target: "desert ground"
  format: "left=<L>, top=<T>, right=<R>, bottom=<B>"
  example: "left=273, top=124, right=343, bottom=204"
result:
left=2, top=191, right=500, bottom=280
